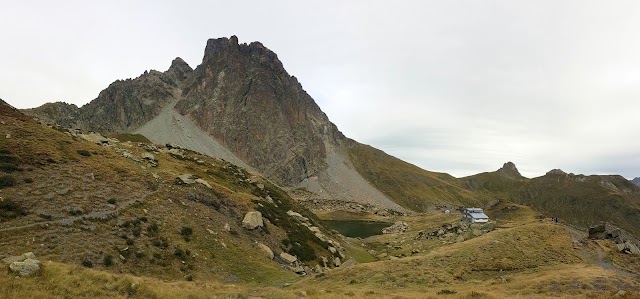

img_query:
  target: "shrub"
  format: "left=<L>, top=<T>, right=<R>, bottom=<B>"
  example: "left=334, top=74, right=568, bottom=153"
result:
left=24, top=177, right=33, bottom=184
left=132, top=227, right=141, bottom=237
left=0, top=199, right=28, bottom=220
left=180, top=226, right=193, bottom=242
left=38, top=213, right=52, bottom=220
left=0, top=175, right=16, bottom=188
left=146, top=223, right=159, bottom=235
left=77, top=149, right=91, bottom=157
left=103, top=255, right=113, bottom=267
left=0, top=154, right=19, bottom=164
left=107, top=198, right=116, bottom=204
left=81, top=259, right=94, bottom=268
left=126, top=238, right=134, bottom=246
left=174, top=248, right=185, bottom=258
left=0, top=163, right=20, bottom=172
left=437, top=289, right=457, bottom=295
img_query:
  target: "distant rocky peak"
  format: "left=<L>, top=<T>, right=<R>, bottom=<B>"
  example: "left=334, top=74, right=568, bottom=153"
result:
left=165, top=57, right=193, bottom=85
left=168, top=57, right=192, bottom=73
left=204, top=36, right=240, bottom=56
left=202, top=36, right=284, bottom=71
left=497, top=161, right=522, bottom=178
left=631, top=177, right=640, bottom=187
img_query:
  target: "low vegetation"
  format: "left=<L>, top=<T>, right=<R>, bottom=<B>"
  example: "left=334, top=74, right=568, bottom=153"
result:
left=347, top=141, right=484, bottom=211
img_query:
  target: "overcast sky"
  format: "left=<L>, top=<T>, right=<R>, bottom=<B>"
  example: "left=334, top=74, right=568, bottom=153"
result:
left=2, top=1, right=640, bottom=179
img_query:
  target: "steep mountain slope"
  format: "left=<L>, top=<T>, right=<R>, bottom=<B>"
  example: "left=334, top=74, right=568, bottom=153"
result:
left=177, top=36, right=342, bottom=186
left=347, top=141, right=484, bottom=211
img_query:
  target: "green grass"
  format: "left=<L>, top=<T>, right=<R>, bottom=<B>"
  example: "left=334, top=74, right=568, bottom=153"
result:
left=347, top=141, right=484, bottom=211
left=344, top=243, right=376, bottom=263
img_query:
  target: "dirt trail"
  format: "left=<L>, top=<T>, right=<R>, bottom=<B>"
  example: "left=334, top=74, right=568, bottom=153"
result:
left=566, top=225, right=636, bottom=277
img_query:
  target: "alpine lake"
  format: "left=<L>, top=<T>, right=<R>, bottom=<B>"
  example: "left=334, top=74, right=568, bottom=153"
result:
left=322, top=220, right=392, bottom=238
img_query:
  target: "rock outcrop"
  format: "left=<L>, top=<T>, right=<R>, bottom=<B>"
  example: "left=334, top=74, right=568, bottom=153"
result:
left=589, top=222, right=640, bottom=255
left=497, top=161, right=522, bottom=178
left=382, top=221, right=409, bottom=234
left=242, top=211, right=264, bottom=229
left=3, top=252, right=41, bottom=277
left=176, top=36, right=343, bottom=185
left=24, top=58, right=193, bottom=133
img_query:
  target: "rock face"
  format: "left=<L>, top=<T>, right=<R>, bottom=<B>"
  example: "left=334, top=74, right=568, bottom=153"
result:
left=280, top=252, right=297, bottom=264
left=24, top=57, right=193, bottom=133
left=632, top=177, right=640, bottom=187
left=589, top=222, right=640, bottom=255
left=176, top=36, right=343, bottom=185
left=497, top=161, right=522, bottom=178
left=242, top=211, right=264, bottom=229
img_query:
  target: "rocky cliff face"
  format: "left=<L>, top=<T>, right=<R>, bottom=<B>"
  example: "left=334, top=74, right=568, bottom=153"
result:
left=24, top=58, right=193, bottom=133
left=176, top=36, right=343, bottom=185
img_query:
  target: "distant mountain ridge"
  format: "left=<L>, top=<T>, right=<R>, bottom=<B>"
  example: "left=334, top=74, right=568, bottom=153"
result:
left=632, top=177, right=640, bottom=187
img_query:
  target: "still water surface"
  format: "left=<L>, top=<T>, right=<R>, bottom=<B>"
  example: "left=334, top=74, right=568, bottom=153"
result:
left=322, top=220, right=392, bottom=238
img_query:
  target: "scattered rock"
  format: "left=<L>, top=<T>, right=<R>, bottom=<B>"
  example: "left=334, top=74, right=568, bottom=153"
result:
left=175, top=174, right=196, bottom=185
left=141, top=152, right=156, bottom=161
left=195, top=178, right=212, bottom=189
left=242, top=211, right=264, bottom=229
left=382, top=221, right=409, bottom=234
left=2, top=252, right=37, bottom=264
left=280, top=252, right=297, bottom=264
left=223, top=223, right=231, bottom=232
left=333, top=257, right=341, bottom=267
left=328, top=246, right=337, bottom=254
left=295, top=290, right=307, bottom=297
left=258, top=243, right=274, bottom=260
left=6, top=253, right=41, bottom=277
left=9, top=258, right=41, bottom=276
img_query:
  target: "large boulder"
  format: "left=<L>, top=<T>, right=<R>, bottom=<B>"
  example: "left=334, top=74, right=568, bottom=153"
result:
left=2, top=252, right=36, bottom=264
left=9, top=258, right=41, bottom=276
left=175, top=174, right=196, bottom=185
left=280, top=252, right=297, bottom=264
left=257, top=243, right=274, bottom=260
left=242, top=211, right=264, bottom=229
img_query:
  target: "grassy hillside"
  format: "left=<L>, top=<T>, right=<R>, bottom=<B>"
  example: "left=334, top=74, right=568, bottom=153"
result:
left=293, top=220, right=639, bottom=298
left=512, top=173, right=640, bottom=238
left=457, top=165, right=640, bottom=238
left=346, top=141, right=485, bottom=211
left=0, top=101, right=340, bottom=286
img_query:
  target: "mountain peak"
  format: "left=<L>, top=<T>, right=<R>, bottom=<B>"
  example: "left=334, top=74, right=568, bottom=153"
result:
left=165, top=57, right=193, bottom=84
left=546, top=169, right=567, bottom=176
left=631, top=177, right=640, bottom=187
left=169, top=57, right=191, bottom=71
left=204, top=36, right=240, bottom=56
left=497, top=161, right=522, bottom=178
